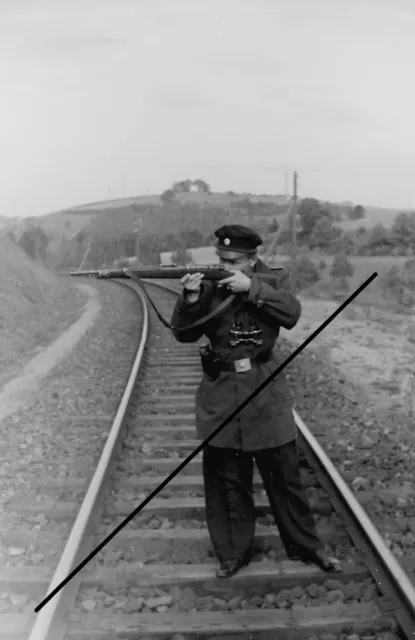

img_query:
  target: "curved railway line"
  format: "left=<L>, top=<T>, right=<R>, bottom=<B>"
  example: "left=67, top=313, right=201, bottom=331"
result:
left=4, top=278, right=415, bottom=639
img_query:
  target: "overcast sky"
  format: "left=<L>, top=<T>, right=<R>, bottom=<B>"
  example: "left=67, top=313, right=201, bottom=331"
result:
left=1, top=0, right=414, bottom=217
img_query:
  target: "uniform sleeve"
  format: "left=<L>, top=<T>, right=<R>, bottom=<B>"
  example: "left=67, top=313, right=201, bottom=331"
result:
left=170, top=283, right=214, bottom=343
left=245, top=270, right=301, bottom=330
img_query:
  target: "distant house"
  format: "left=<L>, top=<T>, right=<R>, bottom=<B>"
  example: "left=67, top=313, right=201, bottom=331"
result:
left=160, top=246, right=219, bottom=266
left=160, top=252, right=174, bottom=265
left=113, top=256, right=140, bottom=267
left=273, top=195, right=291, bottom=205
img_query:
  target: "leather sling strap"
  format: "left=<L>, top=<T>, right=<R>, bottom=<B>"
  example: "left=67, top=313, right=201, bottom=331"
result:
left=126, top=269, right=241, bottom=333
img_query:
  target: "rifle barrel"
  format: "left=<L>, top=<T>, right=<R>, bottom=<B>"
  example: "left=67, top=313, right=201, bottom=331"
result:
left=69, top=266, right=234, bottom=280
left=69, top=265, right=283, bottom=281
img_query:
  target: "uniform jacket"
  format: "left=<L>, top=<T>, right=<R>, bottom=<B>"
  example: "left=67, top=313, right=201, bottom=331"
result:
left=170, top=258, right=301, bottom=451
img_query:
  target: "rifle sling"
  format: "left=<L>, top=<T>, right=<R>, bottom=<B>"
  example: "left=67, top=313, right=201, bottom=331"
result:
left=125, top=269, right=240, bottom=333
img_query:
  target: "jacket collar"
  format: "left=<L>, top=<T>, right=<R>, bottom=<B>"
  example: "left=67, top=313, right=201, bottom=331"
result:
left=252, top=257, right=272, bottom=274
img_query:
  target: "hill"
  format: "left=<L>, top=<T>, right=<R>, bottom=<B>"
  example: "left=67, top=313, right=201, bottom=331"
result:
left=31, top=193, right=408, bottom=244
left=10, top=190, right=413, bottom=272
left=63, top=191, right=291, bottom=212
left=22, top=192, right=290, bottom=240
left=0, top=215, right=21, bottom=231
left=12, top=191, right=293, bottom=263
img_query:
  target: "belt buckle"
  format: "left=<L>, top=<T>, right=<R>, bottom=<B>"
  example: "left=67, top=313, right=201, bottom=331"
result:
left=234, top=358, right=251, bottom=373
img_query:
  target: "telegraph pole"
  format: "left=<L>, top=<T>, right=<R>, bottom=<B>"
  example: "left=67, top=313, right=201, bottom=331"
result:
left=291, top=171, right=298, bottom=294
left=134, top=220, right=140, bottom=264
left=78, top=242, right=91, bottom=272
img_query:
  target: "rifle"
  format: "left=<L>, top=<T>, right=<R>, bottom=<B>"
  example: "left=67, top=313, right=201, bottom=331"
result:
left=69, top=264, right=282, bottom=281
left=69, top=264, right=283, bottom=334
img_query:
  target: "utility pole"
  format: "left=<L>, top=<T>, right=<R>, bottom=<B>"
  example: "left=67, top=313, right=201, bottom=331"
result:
left=78, top=242, right=91, bottom=271
left=263, top=171, right=298, bottom=265
left=291, top=171, right=298, bottom=295
left=134, top=218, right=142, bottom=264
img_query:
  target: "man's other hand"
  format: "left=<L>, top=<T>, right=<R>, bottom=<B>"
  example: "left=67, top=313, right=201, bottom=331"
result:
left=181, top=272, right=203, bottom=302
left=217, top=270, right=251, bottom=293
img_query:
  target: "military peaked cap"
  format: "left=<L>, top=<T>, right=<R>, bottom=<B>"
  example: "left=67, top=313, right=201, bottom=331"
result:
left=214, top=224, right=263, bottom=255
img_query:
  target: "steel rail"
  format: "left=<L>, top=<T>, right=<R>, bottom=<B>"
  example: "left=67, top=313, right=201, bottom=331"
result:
left=294, top=409, right=415, bottom=636
left=28, top=280, right=149, bottom=640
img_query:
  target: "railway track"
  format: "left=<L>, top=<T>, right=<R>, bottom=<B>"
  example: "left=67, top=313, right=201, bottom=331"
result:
left=3, top=279, right=415, bottom=639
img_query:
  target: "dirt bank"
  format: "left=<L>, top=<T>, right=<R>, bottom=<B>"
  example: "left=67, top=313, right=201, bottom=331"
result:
left=0, top=283, right=100, bottom=423
left=0, top=236, right=88, bottom=391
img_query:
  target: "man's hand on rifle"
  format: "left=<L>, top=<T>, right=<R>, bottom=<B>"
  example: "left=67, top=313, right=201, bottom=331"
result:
left=181, top=272, right=203, bottom=303
left=218, top=270, right=251, bottom=293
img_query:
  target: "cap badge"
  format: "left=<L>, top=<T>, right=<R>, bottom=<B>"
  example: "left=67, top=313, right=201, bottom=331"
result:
left=224, top=238, right=230, bottom=245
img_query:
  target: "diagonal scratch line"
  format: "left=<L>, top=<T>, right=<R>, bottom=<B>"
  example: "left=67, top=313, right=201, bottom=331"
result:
left=35, top=272, right=377, bottom=612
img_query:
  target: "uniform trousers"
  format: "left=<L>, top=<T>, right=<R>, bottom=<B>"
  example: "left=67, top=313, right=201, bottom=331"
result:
left=202, top=439, right=324, bottom=563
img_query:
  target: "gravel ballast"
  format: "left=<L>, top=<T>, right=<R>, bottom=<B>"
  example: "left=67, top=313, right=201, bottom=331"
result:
left=279, top=336, right=415, bottom=583
left=0, top=281, right=143, bottom=562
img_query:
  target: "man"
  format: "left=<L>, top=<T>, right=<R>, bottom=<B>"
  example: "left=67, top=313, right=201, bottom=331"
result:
left=170, top=224, right=341, bottom=578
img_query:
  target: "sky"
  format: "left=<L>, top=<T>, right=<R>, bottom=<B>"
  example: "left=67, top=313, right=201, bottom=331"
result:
left=1, top=0, right=415, bottom=218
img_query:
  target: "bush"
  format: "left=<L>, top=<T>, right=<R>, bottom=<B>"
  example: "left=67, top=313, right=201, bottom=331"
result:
left=318, top=259, right=327, bottom=270
left=329, top=252, right=354, bottom=280
left=380, top=264, right=415, bottom=310
left=268, top=217, right=279, bottom=233
left=339, top=276, right=349, bottom=291
left=290, top=256, right=320, bottom=291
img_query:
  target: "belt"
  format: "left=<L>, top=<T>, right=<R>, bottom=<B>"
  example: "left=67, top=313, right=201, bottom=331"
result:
left=214, top=352, right=273, bottom=373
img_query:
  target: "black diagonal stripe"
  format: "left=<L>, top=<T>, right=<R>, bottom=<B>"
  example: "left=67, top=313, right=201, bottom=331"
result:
left=35, top=272, right=377, bottom=612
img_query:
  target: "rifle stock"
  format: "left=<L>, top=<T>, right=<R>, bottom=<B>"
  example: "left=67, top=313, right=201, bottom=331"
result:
left=69, top=265, right=283, bottom=281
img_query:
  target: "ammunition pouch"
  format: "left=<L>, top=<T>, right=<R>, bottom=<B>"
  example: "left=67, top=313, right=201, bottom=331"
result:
left=199, top=344, right=222, bottom=380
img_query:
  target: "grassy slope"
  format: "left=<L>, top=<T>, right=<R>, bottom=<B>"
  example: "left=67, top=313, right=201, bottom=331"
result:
left=0, top=236, right=86, bottom=389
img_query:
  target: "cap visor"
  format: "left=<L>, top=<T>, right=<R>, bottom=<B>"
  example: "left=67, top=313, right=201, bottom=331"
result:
left=216, top=247, right=253, bottom=260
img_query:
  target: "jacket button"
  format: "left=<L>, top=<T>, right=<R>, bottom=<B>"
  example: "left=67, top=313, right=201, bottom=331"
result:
left=257, top=299, right=264, bottom=307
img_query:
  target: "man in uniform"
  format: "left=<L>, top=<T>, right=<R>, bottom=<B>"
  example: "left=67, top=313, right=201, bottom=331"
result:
left=170, top=224, right=342, bottom=578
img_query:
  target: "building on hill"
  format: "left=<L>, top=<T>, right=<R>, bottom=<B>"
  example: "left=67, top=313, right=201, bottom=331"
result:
left=113, top=256, right=140, bottom=268
left=272, top=195, right=291, bottom=205
left=160, top=247, right=219, bottom=266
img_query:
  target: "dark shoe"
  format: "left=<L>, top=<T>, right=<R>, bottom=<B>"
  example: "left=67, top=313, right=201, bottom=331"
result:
left=290, top=549, right=342, bottom=573
left=215, top=554, right=251, bottom=579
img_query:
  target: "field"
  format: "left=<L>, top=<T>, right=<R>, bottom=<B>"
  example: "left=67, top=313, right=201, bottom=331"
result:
left=334, top=206, right=401, bottom=231
left=305, top=252, right=408, bottom=288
